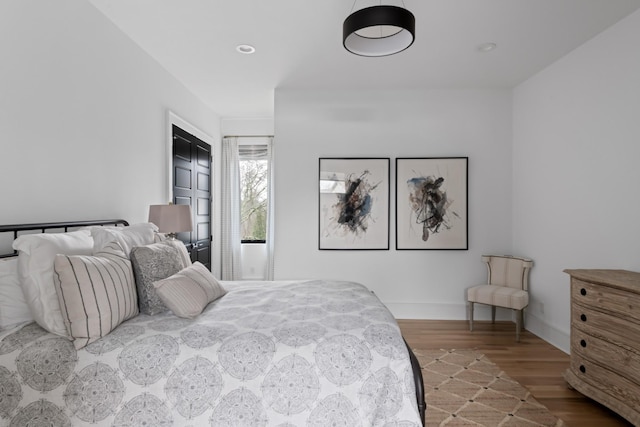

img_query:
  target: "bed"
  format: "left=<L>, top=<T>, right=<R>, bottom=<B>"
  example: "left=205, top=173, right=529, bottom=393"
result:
left=0, top=219, right=425, bottom=427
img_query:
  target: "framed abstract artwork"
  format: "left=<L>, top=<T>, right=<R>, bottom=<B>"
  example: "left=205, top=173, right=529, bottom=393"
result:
left=319, top=158, right=390, bottom=250
left=396, top=157, right=468, bottom=250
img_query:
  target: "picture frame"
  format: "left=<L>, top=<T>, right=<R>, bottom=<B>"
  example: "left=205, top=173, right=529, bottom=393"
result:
left=396, top=157, right=468, bottom=250
left=319, top=158, right=390, bottom=250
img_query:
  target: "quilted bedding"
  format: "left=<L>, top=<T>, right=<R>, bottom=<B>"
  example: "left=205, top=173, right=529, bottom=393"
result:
left=0, top=279, right=421, bottom=426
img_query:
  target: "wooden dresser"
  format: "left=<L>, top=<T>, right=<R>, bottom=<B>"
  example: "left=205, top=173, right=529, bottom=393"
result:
left=564, top=269, right=640, bottom=425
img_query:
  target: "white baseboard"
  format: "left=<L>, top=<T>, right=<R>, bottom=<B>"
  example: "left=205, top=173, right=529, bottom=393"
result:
left=386, top=302, right=467, bottom=320
left=387, top=302, right=518, bottom=321
left=386, top=301, right=570, bottom=354
left=524, top=312, right=570, bottom=354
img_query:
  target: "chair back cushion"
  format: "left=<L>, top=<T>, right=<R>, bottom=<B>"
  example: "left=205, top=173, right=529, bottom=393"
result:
left=485, top=255, right=532, bottom=290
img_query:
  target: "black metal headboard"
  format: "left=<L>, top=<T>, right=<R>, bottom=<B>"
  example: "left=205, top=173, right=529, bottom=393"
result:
left=0, top=219, right=129, bottom=259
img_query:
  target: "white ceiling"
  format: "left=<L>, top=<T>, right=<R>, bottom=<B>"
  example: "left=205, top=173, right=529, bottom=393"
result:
left=89, top=0, right=640, bottom=118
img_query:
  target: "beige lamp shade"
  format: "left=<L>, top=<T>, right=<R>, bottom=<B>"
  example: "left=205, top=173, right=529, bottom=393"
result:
left=148, top=204, right=193, bottom=235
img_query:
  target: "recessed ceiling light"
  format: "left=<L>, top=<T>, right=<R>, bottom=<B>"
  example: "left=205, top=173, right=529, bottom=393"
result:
left=477, top=42, right=497, bottom=52
left=236, top=44, right=256, bottom=54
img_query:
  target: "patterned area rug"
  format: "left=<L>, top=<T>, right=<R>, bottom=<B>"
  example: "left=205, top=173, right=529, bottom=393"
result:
left=413, top=349, right=566, bottom=427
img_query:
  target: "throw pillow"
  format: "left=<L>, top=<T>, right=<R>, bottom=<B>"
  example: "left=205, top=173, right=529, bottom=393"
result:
left=53, top=242, right=138, bottom=349
left=13, top=228, right=94, bottom=336
left=0, top=258, right=34, bottom=330
left=162, top=239, right=193, bottom=269
left=90, top=222, right=158, bottom=256
left=130, top=241, right=186, bottom=315
left=153, top=262, right=226, bottom=319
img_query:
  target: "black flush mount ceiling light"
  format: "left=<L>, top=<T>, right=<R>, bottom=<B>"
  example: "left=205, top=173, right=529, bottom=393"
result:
left=343, top=3, right=415, bottom=57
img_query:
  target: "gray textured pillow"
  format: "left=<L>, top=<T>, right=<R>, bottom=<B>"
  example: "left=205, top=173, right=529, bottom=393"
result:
left=161, top=238, right=192, bottom=269
left=130, top=241, right=187, bottom=315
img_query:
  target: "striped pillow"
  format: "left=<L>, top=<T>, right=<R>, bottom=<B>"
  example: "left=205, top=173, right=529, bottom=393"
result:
left=53, top=242, right=138, bottom=349
left=153, top=262, right=226, bottom=319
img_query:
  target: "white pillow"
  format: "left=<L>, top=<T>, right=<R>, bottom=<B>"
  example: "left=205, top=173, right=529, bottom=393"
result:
left=153, top=262, right=226, bottom=319
left=54, top=242, right=138, bottom=349
left=91, top=223, right=158, bottom=256
left=12, top=229, right=93, bottom=336
left=0, top=258, right=34, bottom=330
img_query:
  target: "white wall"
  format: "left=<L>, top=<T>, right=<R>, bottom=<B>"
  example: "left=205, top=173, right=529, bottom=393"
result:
left=0, top=1, right=220, bottom=236
left=221, top=118, right=274, bottom=137
left=274, top=89, right=513, bottom=319
left=513, top=9, right=640, bottom=352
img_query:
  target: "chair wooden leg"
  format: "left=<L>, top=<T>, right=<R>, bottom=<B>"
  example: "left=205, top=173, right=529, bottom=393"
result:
left=515, top=309, right=521, bottom=342
left=469, top=302, right=474, bottom=331
left=491, top=306, right=496, bottom=324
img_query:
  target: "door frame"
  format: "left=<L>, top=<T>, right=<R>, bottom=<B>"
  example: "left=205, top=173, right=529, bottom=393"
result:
left=165, top=110, right=216, bottom=272
left=165, top=111, right=214, bottom=202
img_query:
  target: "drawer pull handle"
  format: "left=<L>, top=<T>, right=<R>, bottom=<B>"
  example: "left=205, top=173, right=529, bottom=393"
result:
left=580, top=314, right=587, bottom=322
left=580, top=288, right=587, bottom=296
left=579, top=365, right=586, bottom=374
left=580, top=339, right=587, bottom=348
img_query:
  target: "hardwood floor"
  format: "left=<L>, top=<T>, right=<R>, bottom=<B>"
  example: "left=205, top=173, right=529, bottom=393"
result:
left=398, top=319, right=633, bottom=427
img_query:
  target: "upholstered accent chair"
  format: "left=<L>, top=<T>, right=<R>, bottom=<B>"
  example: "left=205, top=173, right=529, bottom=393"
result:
left=467, top=255, right=533, bottom=341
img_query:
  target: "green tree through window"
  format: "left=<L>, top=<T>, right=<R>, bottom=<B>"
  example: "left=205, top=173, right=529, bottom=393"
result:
left=240, top=158, right=267, bottom=241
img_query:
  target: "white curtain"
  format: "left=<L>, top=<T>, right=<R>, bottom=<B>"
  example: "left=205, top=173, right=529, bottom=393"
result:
left=221, top=137, right=242, bottom=280
left=264, top=137, right=275, bottom=280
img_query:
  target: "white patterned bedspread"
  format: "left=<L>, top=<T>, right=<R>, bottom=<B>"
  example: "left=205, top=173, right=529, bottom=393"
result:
left=0, top=280, right=421, bottom=426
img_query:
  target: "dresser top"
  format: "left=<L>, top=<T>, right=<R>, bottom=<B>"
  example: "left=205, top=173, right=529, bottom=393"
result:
left=564, top=269, right=640, bottom=292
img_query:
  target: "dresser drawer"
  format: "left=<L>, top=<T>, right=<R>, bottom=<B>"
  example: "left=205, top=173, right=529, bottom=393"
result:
left=570, top=331, right=640, bottom=388
left=571, top=278, right=640, bottom=324
left=569, top=355, right=640, bottom=410
left=571, top=302, right=640, bottom=354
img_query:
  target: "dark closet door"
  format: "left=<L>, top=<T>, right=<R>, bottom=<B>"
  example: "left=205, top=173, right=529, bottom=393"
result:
left=172, top=124, right=212, bottom=270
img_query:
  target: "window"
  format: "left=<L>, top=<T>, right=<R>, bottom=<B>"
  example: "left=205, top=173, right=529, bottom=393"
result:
left=239, top=145, right=269, bottom=243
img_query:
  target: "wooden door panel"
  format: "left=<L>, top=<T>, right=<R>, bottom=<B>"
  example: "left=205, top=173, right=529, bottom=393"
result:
left=197, top=197, right=209, bottom=215
left=197, top=146, right=210, bottom=167
left=196, top=222, right=209, bottom=241
left=172, top=124, right=212, bottom=270
left=174, top=138, right=191, bottom=161
left=175, top=196, right=191, bottom=206
left=195, top=245, right=210, bottom=266
left=174, top=167, right=191, bottom=189
left=197, top=172, right=210, bottom=191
